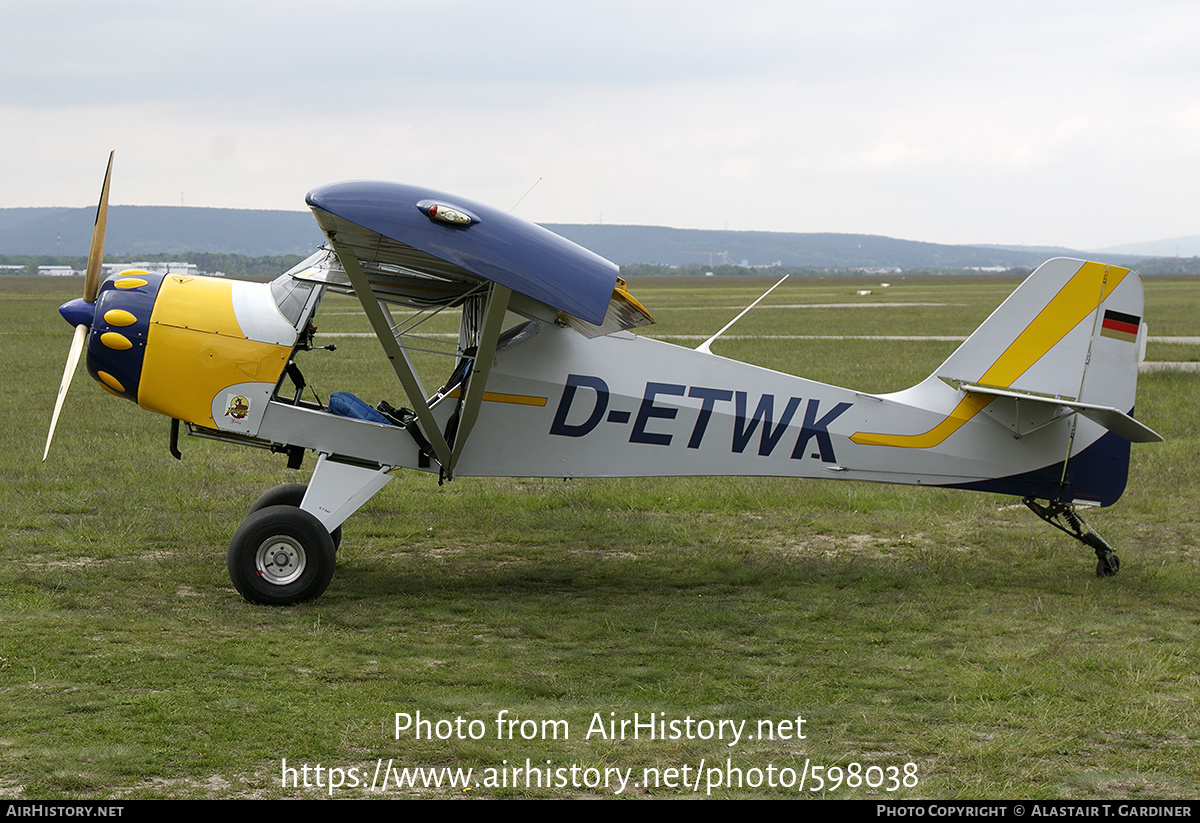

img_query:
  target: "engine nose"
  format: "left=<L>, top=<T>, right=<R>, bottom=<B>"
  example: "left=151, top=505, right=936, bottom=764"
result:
left=58, top=297, right=96, bottom=327
left=61, top=271, right=166, bottom=402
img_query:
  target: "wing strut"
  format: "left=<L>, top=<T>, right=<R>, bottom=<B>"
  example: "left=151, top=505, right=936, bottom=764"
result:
left=449, top=283, right=511, bottom=468
left=333, top=245, right=454, bottom=470
left=331, top=243, right=513, bottom=479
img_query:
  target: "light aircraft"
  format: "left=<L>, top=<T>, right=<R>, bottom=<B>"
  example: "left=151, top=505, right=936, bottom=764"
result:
left=45, top=153, right=1162, bottom=605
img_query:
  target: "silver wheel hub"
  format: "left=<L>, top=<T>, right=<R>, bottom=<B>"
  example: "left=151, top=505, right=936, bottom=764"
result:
left=255, top=536, right=306, bottom=586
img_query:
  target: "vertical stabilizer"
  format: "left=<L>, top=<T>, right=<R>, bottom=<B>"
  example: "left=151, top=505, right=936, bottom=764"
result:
left=935, top=258, right=1143, bottom=404
left=932, top=258, right=1149, bottom=505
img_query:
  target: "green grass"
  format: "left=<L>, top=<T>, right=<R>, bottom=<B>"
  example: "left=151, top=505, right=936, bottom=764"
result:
left=1, top=274, right=1198, bottom=799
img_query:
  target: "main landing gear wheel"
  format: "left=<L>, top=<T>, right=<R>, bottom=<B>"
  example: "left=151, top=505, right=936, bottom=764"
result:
left=1023, top=497, right=1121, bottom=579
left=248, top=483, right=342, bottom=550
left=227, top=505, right=336, bottom=605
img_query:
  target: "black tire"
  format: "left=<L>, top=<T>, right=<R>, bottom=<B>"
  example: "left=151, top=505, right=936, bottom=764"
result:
left=227, top=505, right=336, bottom=605
left=1096, top=553, right=1120, bottom=578
left=248, top=483, right=342, bottom=550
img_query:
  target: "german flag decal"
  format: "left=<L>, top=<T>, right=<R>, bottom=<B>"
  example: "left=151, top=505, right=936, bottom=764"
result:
left=1101, top=309, right=1140, bottom=343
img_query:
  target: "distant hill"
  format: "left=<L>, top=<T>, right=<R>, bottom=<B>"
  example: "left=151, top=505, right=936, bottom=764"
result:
left=0, top=205, right=1149, bottom=270
left=540, top=225, right=1095, bottom=269
left=1095, top=235, right=1200, bottom=258
left=0, top=206, right=321, bottom=257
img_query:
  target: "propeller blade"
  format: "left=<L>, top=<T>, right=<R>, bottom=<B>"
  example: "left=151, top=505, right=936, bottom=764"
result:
left=43, top=324, right=89, bottom=461
left=83, top=151, right=114, bottom=303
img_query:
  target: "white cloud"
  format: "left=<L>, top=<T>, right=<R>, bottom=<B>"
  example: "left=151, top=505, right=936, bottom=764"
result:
left=6, top=0, right=1200, bottom=248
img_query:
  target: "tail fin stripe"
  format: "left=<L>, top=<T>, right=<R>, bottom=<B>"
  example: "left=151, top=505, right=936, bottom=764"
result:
left=850, top=261, right=1128, bottom=450
left=978, top=262, right=1124, bottom=389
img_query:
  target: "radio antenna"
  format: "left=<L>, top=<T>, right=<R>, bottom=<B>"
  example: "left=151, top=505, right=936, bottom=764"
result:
left=696, top=274, right=789, bottom=355
left=509, top=177, right=542, bottom=213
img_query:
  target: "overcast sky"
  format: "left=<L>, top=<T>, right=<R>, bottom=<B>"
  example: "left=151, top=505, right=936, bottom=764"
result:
left=6, top=0, right=1199, bottom=249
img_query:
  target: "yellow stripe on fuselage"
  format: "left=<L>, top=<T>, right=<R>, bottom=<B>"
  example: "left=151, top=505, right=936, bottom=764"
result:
left=851, top=262, right=1127, bottom=449
left=445, top=387, right=548, bottom=407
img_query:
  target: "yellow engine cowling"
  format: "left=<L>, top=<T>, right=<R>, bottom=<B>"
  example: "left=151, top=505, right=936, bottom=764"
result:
left=86, top=272, right=297, bottom=435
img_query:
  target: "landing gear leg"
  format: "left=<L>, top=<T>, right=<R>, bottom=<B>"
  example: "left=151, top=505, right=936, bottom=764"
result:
left=249, top=483, right=342, bottom=550
left=1023, top=497, right=1120, bottom=577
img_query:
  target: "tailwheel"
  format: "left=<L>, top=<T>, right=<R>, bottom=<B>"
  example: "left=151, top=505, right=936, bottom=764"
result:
left=248, top=483, right=342, bottom=550
left=1082, top=532, right=1120, bottom=578
left=1023, top=497, right=1120, bottom=578
left=227, top=505, right=336, bottom=605
left=1096, top=551, right=1120, bottom=578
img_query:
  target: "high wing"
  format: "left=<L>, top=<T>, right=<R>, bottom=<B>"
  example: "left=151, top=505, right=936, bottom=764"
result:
left=303, top=180, right=653, bottom=476
left=307, top=180, right=618, bottom=322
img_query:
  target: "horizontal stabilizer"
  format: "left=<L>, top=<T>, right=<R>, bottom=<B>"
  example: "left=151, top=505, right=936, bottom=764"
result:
left=960, top=383, right=1162, bottom=443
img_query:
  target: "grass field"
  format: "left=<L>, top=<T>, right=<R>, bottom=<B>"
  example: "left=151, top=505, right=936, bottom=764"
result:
left=1, top=272, right=1197, bottom=799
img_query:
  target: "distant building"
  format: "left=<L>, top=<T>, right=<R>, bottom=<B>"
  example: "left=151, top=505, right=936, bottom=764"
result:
left=102, top=262, right=202, bottom=277
left=38, top=261, right=215, bottom=278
